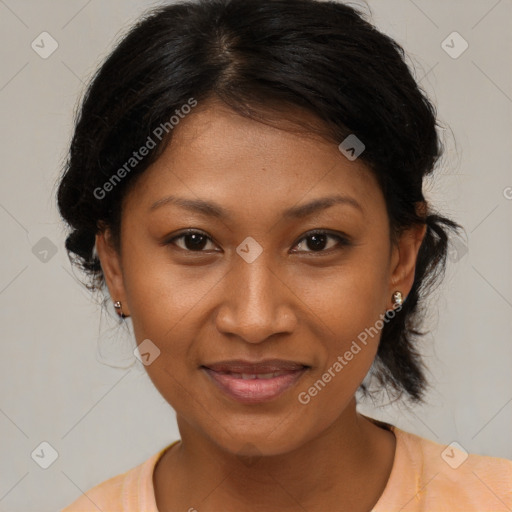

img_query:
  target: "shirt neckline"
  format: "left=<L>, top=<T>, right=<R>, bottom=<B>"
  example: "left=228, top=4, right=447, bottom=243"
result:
left=363, top=417, right=407, bottom=511
left=138, top=440, right=180, bottom=512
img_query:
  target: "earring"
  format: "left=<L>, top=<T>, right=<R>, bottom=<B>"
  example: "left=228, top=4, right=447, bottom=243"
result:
left=392, top=291, right=403, bottom=307
left=113, top=300, right=127, bottom=319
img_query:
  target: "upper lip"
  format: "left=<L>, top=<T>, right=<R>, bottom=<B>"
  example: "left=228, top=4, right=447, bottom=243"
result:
left=202, top=359, right=309, bottom=374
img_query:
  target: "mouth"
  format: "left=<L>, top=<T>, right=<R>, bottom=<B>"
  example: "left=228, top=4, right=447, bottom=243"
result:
left=200, top=359, right=310, bottom=404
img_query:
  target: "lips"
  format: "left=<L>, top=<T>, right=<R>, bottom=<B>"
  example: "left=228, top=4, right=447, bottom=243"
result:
left=201, top=359, right=309, bottom=404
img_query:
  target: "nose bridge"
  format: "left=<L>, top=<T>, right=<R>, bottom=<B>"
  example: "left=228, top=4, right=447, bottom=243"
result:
left=216, top=248, right=294, bottom=343
left=238, top=253, right=276, bottom=312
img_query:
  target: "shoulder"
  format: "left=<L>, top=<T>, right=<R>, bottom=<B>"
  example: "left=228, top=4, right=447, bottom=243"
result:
left=379, top=424, right=512, bottom=511
left=60, top=443, right=176, bottom=512
left=60, top=469, right=129, bottom=511
left=399, top=426, right=512, bottom=480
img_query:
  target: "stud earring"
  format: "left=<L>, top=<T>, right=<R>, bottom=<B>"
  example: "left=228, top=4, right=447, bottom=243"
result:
left=113, top=300, right=127, bottom=319
left=392, top=291, right=403, bottom=307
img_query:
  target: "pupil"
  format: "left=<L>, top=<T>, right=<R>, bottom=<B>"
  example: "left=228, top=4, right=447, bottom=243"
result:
left=186, top=234, right=206, bottom=250
left=308, top=234, right=327, bottom=251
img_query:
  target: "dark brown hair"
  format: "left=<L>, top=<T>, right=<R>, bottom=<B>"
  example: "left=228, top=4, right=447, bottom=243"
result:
left=56, top=0, right=462, bottom=403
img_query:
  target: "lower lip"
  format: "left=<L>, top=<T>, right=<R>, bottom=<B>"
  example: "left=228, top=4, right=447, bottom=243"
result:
left=202, top=367, right=308, bottom=404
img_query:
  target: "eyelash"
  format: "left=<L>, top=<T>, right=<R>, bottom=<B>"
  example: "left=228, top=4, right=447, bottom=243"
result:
left=164, top=229, right=350, bottom=255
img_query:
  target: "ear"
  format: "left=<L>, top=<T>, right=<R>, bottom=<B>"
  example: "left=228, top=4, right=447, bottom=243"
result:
left=95, top=227, right=130, bottom=316
left=388, top=221, right=427, bottom=309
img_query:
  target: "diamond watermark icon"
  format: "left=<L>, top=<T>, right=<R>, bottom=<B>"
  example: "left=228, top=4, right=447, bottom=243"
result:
left=338, top=134, right=365, bottom=161
left=441, top=32, right=468, bottom=59
left=31, top=441, right=59, bottom=469
left=236, top=236, right=263, bottom=263
left=32, top=237, right=58, bottom=263
left=31, top=32, right=59, bottom=59
left=447, top=237, right=468, bottom=263
left=441, top=441, right=468, bottom=469
left=134, top=338, right=161, bottom=366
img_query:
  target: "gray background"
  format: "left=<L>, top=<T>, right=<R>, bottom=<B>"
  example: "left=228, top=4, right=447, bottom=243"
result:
left=0, top=0, right=511, bottom=510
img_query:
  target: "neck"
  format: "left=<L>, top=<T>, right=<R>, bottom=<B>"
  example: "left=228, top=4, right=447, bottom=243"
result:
left=155, top=399, right=396, bottom=512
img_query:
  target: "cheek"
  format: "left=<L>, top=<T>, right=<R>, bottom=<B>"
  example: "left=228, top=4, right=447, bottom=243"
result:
left=297, top=250, right=390, bottom=337
left=293, top=248, right=390, bottom=405
left=120, top=243, right=226, bottom=406
left=121, top=237, right=219, bottom=340
left=294, top=300, right=382, bottom=433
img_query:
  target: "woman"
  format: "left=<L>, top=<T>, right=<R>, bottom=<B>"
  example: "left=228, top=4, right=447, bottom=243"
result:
left=57, top=0, right=512, bottom=510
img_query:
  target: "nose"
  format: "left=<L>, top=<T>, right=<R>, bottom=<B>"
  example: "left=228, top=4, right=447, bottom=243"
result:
left=214, top=255, right=297, bottom=344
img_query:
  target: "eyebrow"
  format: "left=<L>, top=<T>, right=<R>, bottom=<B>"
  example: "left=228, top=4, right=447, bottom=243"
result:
left=148, top=194, right=363, bottom=218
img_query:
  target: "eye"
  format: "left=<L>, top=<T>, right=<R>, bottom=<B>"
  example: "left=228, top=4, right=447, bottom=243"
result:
left=292, top=230, right=350, bottom=254
left=164, top=228, right=350, bottom=254
left=165, top=229, right=218, bottom=252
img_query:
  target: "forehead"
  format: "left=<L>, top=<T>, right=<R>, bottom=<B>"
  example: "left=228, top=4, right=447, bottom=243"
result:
left=123, top=99, right=384, bottom=218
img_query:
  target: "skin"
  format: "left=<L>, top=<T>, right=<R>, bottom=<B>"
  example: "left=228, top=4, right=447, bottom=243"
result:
left=96, top=96, right=426, bottom=511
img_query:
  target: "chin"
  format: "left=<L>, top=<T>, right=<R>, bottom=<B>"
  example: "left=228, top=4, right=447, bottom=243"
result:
left=200, top=416, right=315, bottom=460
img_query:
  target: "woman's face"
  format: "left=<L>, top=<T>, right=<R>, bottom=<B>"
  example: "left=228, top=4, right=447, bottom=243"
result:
left=97, top=98, right=424, bottom=456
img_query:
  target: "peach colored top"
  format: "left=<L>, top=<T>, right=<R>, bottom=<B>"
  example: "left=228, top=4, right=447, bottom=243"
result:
left=61, top=422, right=512, bottom=511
